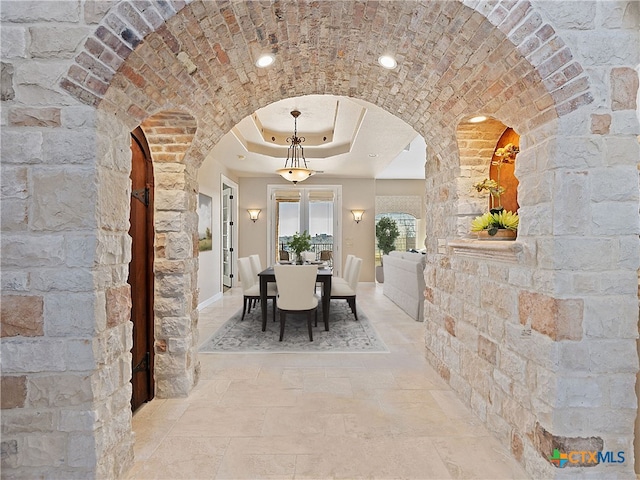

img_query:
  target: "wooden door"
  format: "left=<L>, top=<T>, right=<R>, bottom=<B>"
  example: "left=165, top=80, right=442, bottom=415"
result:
left=128, top=127, right=155, bottom=412
left=222, top=185, right=234, bottom=288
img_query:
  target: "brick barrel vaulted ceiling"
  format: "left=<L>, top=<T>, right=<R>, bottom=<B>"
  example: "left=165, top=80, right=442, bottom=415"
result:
left=62, top=0, right=589, bottom=168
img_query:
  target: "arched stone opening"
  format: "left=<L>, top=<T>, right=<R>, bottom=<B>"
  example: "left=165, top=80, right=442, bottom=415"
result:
left=2, top=1, right=638, bottom=479
left=139, top=110, right=199, bottom=398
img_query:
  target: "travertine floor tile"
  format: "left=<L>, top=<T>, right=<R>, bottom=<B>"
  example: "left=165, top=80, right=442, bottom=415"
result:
left=126, top=283, right=529, bottom=479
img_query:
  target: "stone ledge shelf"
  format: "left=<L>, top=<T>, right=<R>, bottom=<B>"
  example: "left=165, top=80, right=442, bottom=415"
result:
left=448, top=239, right=522, bottom=263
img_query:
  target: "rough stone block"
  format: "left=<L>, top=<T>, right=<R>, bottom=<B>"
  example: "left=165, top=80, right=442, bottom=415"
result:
left=1, top=439, right=19, bottom=468
left=165, top=232, right=194, bottom=259
left=31, top=167, right=97, bottom=230
left=611, top=67, right=638, bottom=111
left=477, top=335, right=497, bottom=365
left=558, top=377, right=602, bottom=408
left=28, top=374, right=94, bottom=408
left=1, top=130, right=43, bottom=164
left=155, top=210, right=183, bottom=232
left=499, top=348, right=527, bottom=384
left=14, top=61, right=70, bottom=104
left=60, top=106, right=96, bottom=129
left=1, top=62, right=15, bottom=101
left=9, top=107, right=61, bottom=127
left=42, top=130, right=97, bottom=164
left=444, top=315, right=456, bottom=336
left=97, top=169, right=129, bottom=231
left=155, top=190, right=188, bottom=211
left=1, top=27, right=27, bottom=59
left=590, top=166, right=639, bottom=202
left=592, top=202, right=640, bottom=234
left=31, top=267, right=94, bottom=293
left=0, top=199, right=28, bottom=231
left=154, top=295, right=187, bottom=317
left=1, top=271, right=30, bottom=292
left=29, top=26, right=90, bottom=59
left=1, top=1, right=81, bottom=22
left=66, top=339, right=97, bottom=371
left=608, top=374, right=637, bottom=409
left=587, top=339, right=638, bottom=373
left=1, top=295, right=44, bottom=337
left=518, top=291, right=583, bottom=341
left=22, top=433, right=66, bottom=467
left=106, top=285, right=131, bottom=328
left=45, top=293, right=97, bottom=337
left=59, top=409, right=99, bottom=432
left=159, top=317, right=191, bottom=337
left=1, top=376, right=27, bottom=408
left=2, top=409, right=56, bottom=434
left=67, top=434, right=97, bottom=467
left=155, top=171, right=187, bottom=189
left=1, top=165, right=28, bottom=199
left=582, top=295, right=638, bottom=339
left=1, top=339, right=67, bottom=373
left=552, top=171, right=590, bottom=235
left=590, top=114, right=610, bottom=134
left=530, top=422, right=603, bottom=468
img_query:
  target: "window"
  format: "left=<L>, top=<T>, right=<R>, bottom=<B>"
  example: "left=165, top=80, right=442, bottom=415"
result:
left=268, top=185, right=342, bottom=271
left=374, top=212, right=417, bottom=265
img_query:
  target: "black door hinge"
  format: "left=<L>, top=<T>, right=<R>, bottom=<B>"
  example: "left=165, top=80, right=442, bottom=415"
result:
left=132, top=187, right=149, bottom=206
left=133, top=351, right=150, bottom=374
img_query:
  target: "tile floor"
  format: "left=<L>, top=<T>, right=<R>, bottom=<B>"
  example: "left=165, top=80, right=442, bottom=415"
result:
left=125, top=283, right=529, bottom=479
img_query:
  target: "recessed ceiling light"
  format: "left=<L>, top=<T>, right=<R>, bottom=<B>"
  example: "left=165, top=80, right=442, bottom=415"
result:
left=378, top=55, right=397, bottom=70
left=469, top=115, right=487, bottom=123
left=256, top=54, right=275, bottom=68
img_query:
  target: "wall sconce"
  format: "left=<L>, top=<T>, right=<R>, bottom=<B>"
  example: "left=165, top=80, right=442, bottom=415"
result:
left=247, top=209, right=261, bottom=223
left=351, top=210, right=365, bottom=223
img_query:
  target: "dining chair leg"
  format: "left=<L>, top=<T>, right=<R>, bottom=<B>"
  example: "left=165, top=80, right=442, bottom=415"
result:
left=348, top=298, right=358, bottom=321
left=241, top=297, right=248, bottom=320
left=279, top=311, right=286, bottom=341
left=272, top=298, right=276, bottom=322
left=307, top=311, right=314, bottom=342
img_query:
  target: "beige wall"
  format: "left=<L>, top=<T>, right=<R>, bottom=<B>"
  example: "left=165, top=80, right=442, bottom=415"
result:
left=375, top=179, right=425, bottom=196
left=237, top=176, right=425, bottom=282
left=197, top=160, right=238, bottom=305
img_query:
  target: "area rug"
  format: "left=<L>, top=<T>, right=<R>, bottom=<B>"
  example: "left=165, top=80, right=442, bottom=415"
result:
left=199, top=300, right=388, bottom=353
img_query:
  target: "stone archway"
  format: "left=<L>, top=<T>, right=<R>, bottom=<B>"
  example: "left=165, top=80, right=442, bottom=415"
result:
left=2, top=1, right=638, bottom=479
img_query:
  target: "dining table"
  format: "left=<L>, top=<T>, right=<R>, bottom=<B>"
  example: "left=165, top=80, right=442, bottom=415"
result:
left=258, top=265, right=332, bottom=333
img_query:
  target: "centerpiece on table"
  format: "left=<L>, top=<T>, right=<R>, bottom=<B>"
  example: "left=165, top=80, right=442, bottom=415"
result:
left=288, top=230, right=312, bottom=264
left=471, top=143, right=519, bottom=240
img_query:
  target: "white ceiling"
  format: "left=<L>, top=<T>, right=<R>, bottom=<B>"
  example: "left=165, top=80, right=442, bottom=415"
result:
left=206, top=95, right=426, bottom=180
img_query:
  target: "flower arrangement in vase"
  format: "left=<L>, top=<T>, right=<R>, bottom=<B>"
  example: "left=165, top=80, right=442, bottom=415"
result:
left=288, top=230, right=312, bottom=264
left=471, top=142, right=519, bottom=239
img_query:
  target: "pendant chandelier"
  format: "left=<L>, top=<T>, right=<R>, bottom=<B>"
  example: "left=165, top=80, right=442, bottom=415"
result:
left=276, top=110, right=315, bottom=184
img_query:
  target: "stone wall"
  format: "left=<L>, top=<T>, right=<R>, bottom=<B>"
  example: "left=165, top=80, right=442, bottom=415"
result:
left=1, top=1, right=638, bottom=478
left=140, top=111, right=200, bottom=398
left=424, top=2, right=640, bottom=477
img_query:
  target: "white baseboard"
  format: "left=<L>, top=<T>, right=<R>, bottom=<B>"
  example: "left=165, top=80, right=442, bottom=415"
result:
left=198, top=292, right=223, bottom=311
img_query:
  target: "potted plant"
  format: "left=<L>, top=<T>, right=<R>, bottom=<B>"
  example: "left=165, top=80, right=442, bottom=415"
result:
left=288, top=230, right=312, bottom=264
left=471, top=142, right=519, bottom=240
left=470, top=209, right=519, bottom=240
left=375, top=216, right=400, bottom=282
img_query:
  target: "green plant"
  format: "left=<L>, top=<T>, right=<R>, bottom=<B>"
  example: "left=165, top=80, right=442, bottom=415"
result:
left=375, top=216, right=400, bottom=256
left=471, top=210, right=519, bottom=236
left=288, top=231, right=312, bottom=261
left=473, top=142, right=519, bottom=211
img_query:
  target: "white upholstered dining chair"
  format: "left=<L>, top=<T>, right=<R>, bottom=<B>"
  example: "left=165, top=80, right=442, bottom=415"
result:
left=329, top=256, right=362, bottom=321
left=238, top=257, right=277, bottom=321
left=273, top=264, right=319, bottom=341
